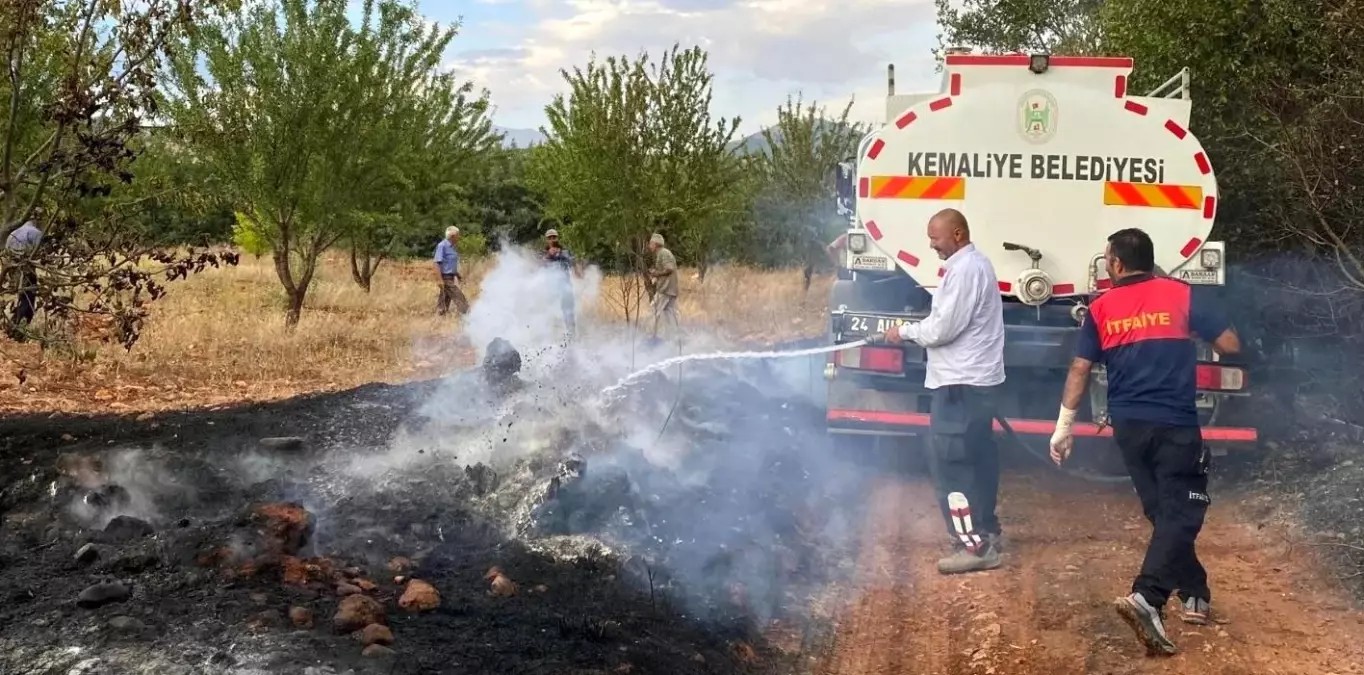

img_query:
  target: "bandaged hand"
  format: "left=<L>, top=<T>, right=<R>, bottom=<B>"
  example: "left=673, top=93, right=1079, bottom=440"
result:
left=1050, top=407, right=1077, bottom=465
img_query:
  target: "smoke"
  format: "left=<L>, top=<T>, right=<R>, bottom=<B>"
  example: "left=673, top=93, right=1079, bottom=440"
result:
left=301, top=240, right=875, bottom=627
left=65, top=446, right=194, bottom=529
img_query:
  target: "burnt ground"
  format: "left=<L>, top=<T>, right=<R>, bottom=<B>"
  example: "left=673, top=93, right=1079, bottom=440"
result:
left=1220, top=389, right=1364, bottom=600
left=3, top=336, right=1363, bottom=675
left=0, top=349, right=871, bottom=675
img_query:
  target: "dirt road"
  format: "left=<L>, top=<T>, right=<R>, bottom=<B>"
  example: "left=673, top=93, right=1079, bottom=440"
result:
left=819, top=472, right=1364, bottom=675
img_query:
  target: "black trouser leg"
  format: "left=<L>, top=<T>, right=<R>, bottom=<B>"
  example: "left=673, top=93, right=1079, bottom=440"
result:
left=1120, top=437, right=1161, bottom=526
left=929, top=385, right=1002, bottom=542
left=969, top=411, right=1001, bottom=536
left=1115, top=422, right=1211, bottom=608
left=12, top=269, right=37, bottom=325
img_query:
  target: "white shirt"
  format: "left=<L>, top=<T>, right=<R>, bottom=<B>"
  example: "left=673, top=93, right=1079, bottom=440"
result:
left=896, top=243, right=1006, bottom=389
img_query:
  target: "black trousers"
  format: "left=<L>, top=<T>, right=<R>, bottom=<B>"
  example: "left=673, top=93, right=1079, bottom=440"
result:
left=9, top=267, right=37, bottom=326
left=1114, top=421, right=1211, bottom=608
left=928, top=384, right=1002, bottom=541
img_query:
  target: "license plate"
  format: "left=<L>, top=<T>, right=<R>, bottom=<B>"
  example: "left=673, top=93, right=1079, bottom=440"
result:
left=850, top=255, right=887, bottom=270
left=845, top=314, right=912, bottom=334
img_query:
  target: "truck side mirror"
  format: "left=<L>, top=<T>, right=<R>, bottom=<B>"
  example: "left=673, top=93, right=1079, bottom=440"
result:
left=834, top=162, right=854, bottom=214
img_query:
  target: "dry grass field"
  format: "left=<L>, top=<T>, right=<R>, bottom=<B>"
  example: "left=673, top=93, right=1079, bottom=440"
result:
left=0, top=251, right=832, bottom=414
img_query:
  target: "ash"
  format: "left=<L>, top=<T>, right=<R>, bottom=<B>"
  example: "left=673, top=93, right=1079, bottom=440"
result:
left=0, top=339, right=869, bottom=675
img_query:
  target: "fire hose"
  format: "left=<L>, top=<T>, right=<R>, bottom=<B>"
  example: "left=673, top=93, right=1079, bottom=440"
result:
left=863, top=331, right=1132, bottom=484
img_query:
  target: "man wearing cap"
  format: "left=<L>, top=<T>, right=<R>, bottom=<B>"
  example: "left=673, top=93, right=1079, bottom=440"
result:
left=543, top=229, right=581, bottom=338
left=434, top=226, right=468, bottom=316
left=647, top=233, right=679, bottom=341
left=4, top=219, right=43, bottom=339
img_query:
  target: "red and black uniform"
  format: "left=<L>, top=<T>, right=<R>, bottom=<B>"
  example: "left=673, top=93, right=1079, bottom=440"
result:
left=1076, top=273, right=1230, bottom=610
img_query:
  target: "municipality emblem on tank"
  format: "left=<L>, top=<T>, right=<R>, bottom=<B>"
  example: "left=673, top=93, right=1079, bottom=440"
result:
left=1019, top=90, right=1058, bottom=143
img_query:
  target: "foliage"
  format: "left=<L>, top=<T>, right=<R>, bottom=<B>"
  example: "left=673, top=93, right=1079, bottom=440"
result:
left=232, top=211, right=271, bottom=257
left=0, top=0, right=239, bottom=350
left=746, top=95, right=867, bottom=286
left=469, top=148, right=547, bottom=247
left=933, top=0, right=1107, bottom=56
left=164, top=0, right=492, bottom=323
left=528, top=44, right=745, bottom=315
left=457, top=232, right=488, bottom=258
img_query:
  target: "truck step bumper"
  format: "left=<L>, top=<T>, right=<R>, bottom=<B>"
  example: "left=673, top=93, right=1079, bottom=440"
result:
left=826, top=409, right=1258, bottom=442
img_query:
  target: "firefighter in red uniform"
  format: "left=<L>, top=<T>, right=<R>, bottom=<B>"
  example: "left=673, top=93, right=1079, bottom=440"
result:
left=1049, top=228, right=1241, bottom=657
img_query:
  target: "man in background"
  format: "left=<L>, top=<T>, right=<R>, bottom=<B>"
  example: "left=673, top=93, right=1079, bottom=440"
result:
left=647, top=233, right=679, bottom=342
left=4, top=219, right=43, bottom=340
left=543, top=229, right=581, bottom=338
left=434, top=226, right=468, bottom=316
left=883, top=208, right=1006, bottom=575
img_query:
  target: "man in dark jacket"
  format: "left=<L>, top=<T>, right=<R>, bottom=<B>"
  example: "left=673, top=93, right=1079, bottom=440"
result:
left=1050, top=228, right=1241, bottom=657
left=543, top=229, right=580, bottom=338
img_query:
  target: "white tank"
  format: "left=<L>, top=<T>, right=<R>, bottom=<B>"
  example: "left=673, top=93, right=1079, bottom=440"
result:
left=857, top=54, right=1219, bottom=298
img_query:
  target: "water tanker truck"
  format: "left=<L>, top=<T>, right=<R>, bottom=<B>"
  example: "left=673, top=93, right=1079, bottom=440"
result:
left=825, top=52, right=1258, bottom=459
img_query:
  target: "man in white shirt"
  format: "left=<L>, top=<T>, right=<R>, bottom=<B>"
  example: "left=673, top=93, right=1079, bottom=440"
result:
left=883, top=208, right=1007, bottom=574
left=4, top=219, right=43, bottom=337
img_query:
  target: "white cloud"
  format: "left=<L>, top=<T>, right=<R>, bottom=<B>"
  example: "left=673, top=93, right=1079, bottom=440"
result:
left=449, top=0, right=943, bottom=134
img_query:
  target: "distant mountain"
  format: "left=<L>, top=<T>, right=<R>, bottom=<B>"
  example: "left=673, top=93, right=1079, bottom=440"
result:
left=496, top=127, right=546, bottom=148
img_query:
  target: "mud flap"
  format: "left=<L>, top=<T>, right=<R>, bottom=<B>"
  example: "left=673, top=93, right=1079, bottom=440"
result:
left=948, top=491, right=982, bottom=552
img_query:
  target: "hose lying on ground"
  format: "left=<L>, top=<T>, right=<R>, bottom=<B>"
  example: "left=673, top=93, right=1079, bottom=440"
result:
left=994, top=415, right=1132, bottom=484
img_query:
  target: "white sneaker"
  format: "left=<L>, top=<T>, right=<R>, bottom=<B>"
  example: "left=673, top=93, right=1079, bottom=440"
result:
left=1114, top=593, right=1178, bottom=656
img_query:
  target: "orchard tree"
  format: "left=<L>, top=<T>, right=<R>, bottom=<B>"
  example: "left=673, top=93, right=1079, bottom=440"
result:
left=164, top=0, right=489, bottom=323
left=529, top=45, right=745, bottom=318
left=346, top=39, right=498, bottom=292
left=0, top=0, right=239, bottom=349
left=749, top=95, right=866, bottom=289
left=641, top=46, right=746, bottom=282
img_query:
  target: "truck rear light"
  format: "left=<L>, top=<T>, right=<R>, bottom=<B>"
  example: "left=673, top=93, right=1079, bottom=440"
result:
left=838, top=346, right=904, bottom=373
left=1196, top=364, right=1245, bottom=391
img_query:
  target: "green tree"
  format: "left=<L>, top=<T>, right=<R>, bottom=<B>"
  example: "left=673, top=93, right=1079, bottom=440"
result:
left=749, top=95, right=867, bottom=289
left=346, top=42, right=498, bottom=291
left=164, top=0, right=486, bottom=323
left=934, top=0, right=1107, bottom=55
left=461, top=146, right=546, bottom=247
left=529, top=45, right=745, bottom=319
left=641, top=46, right=746, bottom=282
left=1, top=0, right=238, bottom=349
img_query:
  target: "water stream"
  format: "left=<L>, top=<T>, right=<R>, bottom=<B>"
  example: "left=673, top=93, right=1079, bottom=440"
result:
left=596, top=339, right=869, bottom=401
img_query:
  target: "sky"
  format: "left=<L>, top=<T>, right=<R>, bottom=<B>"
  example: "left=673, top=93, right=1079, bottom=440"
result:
left=421, top=0, right=946, bottom=135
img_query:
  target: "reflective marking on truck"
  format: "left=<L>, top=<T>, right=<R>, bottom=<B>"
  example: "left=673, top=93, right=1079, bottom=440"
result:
left=866, top=175, right=965, bottom=200
left=1103, top=181, right=1202, bottom=209
left=867, top=139, right=885, bottom=159
left=1180, top=237, right=1203, bottom=258
left=897, top=250, right=920, bottom=267
left=944, top=54, right=1134, bottom=69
